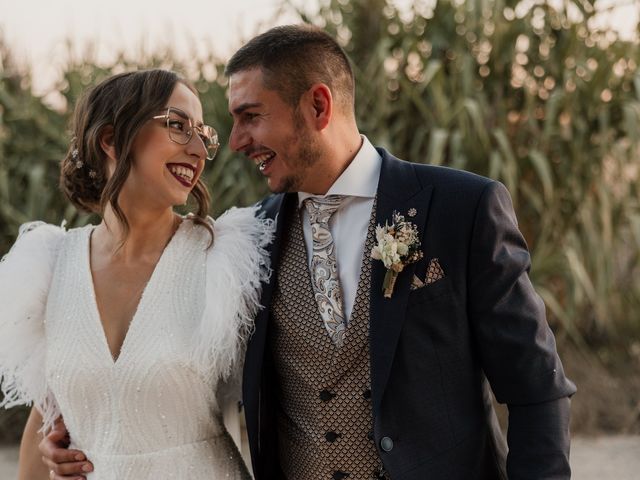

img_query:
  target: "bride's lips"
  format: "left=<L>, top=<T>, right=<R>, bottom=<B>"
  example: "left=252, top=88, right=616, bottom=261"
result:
left=166, top=163, right=197, bottom=187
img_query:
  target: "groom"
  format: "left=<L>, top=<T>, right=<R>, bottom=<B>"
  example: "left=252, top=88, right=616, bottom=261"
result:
left=227, top=25, right=575, bottom=479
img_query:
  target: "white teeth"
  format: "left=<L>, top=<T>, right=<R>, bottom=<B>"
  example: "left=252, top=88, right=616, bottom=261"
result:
left=253, top=152, right=275, bottom=165
left=255, top=152, right=275, bottom=171
left=254, top=153, right=271, bottom=163
left=168, top=165, right=194, bottom=183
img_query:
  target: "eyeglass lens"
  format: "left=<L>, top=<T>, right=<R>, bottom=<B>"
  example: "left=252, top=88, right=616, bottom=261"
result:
left=166, top=108, right=218, bottom=160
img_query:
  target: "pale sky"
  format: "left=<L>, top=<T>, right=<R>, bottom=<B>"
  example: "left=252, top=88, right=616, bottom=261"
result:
left=0, top=0, right=637, bottom=100
left=0, top=0, right=311, bottom=97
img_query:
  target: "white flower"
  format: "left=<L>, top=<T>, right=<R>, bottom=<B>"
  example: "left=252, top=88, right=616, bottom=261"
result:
left=372, top=238, right=401, bottom=268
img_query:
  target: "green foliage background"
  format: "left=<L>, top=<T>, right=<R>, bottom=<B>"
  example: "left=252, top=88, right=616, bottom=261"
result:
left=1, top=0, right=639, bottom=440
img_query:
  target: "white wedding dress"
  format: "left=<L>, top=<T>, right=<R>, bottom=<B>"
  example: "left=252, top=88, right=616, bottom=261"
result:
left=0, top=207, right=272, bottom=479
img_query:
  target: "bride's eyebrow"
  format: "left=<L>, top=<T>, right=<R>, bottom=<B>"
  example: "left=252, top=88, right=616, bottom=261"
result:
left=166, top=106, right=188, bottom=116
left=166, top=107, right=204, bottom=126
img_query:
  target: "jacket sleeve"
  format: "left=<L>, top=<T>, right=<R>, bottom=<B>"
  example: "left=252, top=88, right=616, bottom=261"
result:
left=467, top=181, right=576, bottom=479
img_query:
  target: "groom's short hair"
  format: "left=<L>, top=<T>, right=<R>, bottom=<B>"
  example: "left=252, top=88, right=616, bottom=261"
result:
left=226, top=24, right=355, bottom=114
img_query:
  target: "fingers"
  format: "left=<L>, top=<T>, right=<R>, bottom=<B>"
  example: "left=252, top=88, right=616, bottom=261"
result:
left=47, top=468, right=86, bottom=480
left=41, top=454, right=93, bottom=474
left=43, top=455, right=93, bottom=478
left=42, top=422, right=69, bottom=448
left=39, top=423, right=93, bottom=478
left=48, top=468, right=84, bottom=480
left=39, top=434, right=82, bottom=464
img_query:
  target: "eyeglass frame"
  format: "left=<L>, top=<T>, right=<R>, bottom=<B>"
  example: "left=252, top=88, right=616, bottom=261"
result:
left=151, top=107, right=220, bottom=161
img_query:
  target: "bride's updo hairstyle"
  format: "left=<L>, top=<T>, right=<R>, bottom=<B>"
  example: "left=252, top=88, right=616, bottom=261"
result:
left=60, top=69, right=212, bottom=240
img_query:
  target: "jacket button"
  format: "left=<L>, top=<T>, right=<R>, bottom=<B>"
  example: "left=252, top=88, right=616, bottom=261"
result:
left=325, top=431, right=340, bottom=443
left=319, top=390, right=335, bottom=402
left=363, top=389, right=371, bottom=400
left=380, top=436, right=394, bottom=452
left=332, top=471, right=350, bottom=479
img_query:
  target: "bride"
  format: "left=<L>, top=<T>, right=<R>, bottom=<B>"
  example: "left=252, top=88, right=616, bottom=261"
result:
left=0, top=69, right=271, bottom=479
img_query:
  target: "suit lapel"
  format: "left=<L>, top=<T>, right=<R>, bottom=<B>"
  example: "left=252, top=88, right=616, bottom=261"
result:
left=369, top=150, right=433, bottom=415
left=246, top=192, right=291, bottom=367
left=243, top=193, right=292, bottom=435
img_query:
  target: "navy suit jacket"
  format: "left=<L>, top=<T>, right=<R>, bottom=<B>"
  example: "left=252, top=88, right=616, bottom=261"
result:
left=243, top=149, right=576, bottom=479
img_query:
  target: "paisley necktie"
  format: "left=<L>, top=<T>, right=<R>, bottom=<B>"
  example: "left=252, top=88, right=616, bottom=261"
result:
left=304, top=195, right=347, bottom=347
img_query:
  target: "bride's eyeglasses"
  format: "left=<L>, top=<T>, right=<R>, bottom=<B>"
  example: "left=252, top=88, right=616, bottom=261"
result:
left=152, top=107, right=220, bottom=161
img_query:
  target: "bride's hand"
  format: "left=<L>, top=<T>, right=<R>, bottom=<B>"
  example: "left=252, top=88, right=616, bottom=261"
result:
left=39, top=419, right=93, bottom=479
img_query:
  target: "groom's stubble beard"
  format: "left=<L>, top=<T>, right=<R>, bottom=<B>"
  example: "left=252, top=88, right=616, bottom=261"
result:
left=275, top=110, right=323, bottom=194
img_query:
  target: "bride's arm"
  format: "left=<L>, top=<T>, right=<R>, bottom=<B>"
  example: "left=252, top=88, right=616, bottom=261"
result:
left=18, top=407, right=48, bottom=480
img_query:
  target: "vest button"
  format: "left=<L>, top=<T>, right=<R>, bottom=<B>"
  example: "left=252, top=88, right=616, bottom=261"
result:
left=319, top=390, right=335, bottom=402
left=325, top=431, right=340, bottom=443
left=363, top=389, right=372, bottom=399
left=380, top=436, right=394, bottom=452
left=332, top=471, right=350, bottom=480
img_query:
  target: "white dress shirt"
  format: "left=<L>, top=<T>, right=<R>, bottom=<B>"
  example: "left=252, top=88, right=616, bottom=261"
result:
left=298, top=135, right=382, bottom=322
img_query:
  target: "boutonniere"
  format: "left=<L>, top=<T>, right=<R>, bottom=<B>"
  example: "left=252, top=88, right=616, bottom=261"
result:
left=370, top=211, right=423, bottom=298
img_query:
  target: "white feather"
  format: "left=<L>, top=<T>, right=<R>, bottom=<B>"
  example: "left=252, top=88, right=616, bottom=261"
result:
left=191, top=206, right=274, bottom=384
left=0, top=221, right=66, bottom=432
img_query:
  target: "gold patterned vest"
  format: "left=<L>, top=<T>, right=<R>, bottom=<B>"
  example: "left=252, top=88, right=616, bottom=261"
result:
left=269, top=199, right=389, bottom=480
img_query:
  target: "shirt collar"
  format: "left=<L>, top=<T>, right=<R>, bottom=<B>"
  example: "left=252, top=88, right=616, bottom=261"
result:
left=298, top=135, right=381, bottom=206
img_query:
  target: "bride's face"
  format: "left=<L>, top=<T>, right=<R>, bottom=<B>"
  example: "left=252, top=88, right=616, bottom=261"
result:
left=118, top=83, right=208, bottom=211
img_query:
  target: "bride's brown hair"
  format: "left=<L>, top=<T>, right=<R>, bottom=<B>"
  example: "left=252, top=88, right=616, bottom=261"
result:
left=60, top=69, right=213, bottom=241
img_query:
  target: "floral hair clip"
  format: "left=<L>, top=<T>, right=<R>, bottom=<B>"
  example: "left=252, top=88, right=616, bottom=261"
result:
left=71, top=143, right=83, bottom=170
left=70, top=138, right=96, bottom=179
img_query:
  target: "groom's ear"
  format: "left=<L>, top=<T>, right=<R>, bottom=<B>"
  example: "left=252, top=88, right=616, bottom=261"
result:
left=305, top=83, right=332, bottom=131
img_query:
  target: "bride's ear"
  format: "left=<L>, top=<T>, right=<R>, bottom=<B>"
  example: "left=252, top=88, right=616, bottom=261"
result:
left=99, top=126, right=117, bottom=177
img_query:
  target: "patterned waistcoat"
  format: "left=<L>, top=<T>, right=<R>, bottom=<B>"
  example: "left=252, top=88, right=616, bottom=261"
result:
left=269, top=200, right=388, bottom=480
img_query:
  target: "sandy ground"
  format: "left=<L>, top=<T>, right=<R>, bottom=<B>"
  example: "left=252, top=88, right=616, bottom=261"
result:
left=570, top=435, right=640, bottom=480
left=0, top=445, right=17, bottom=480
left=1, top=435, right=638, bottom=479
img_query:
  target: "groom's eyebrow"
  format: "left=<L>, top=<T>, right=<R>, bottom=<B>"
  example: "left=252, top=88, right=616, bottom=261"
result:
left=231, top=102, right=263, bottom=115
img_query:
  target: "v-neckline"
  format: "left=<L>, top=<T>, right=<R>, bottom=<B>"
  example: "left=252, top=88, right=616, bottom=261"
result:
left=84, top=221, right=184, bottom=366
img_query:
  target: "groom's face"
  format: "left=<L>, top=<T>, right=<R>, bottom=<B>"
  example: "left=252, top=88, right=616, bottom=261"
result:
left=228, top=68, right=321, bottom=193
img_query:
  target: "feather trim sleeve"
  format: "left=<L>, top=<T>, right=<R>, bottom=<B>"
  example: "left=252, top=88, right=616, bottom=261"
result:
left=0, top=222, right=65, bottom=432
left=191, top=206, right=274, bottom=383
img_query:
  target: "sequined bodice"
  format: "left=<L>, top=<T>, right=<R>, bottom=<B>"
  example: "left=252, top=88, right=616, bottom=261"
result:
left=44, top=222, right=249, bottom=479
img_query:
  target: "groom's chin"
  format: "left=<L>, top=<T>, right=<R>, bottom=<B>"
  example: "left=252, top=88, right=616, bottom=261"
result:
left=268, top=176, right=296, bottom=194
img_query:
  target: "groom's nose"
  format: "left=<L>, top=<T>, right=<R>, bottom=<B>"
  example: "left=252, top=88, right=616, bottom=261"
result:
left=229, top=122, right=250, bottom=153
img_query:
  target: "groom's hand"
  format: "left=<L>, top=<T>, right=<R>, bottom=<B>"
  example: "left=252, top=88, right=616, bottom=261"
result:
left=39, top=419, right=94, bottom=479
